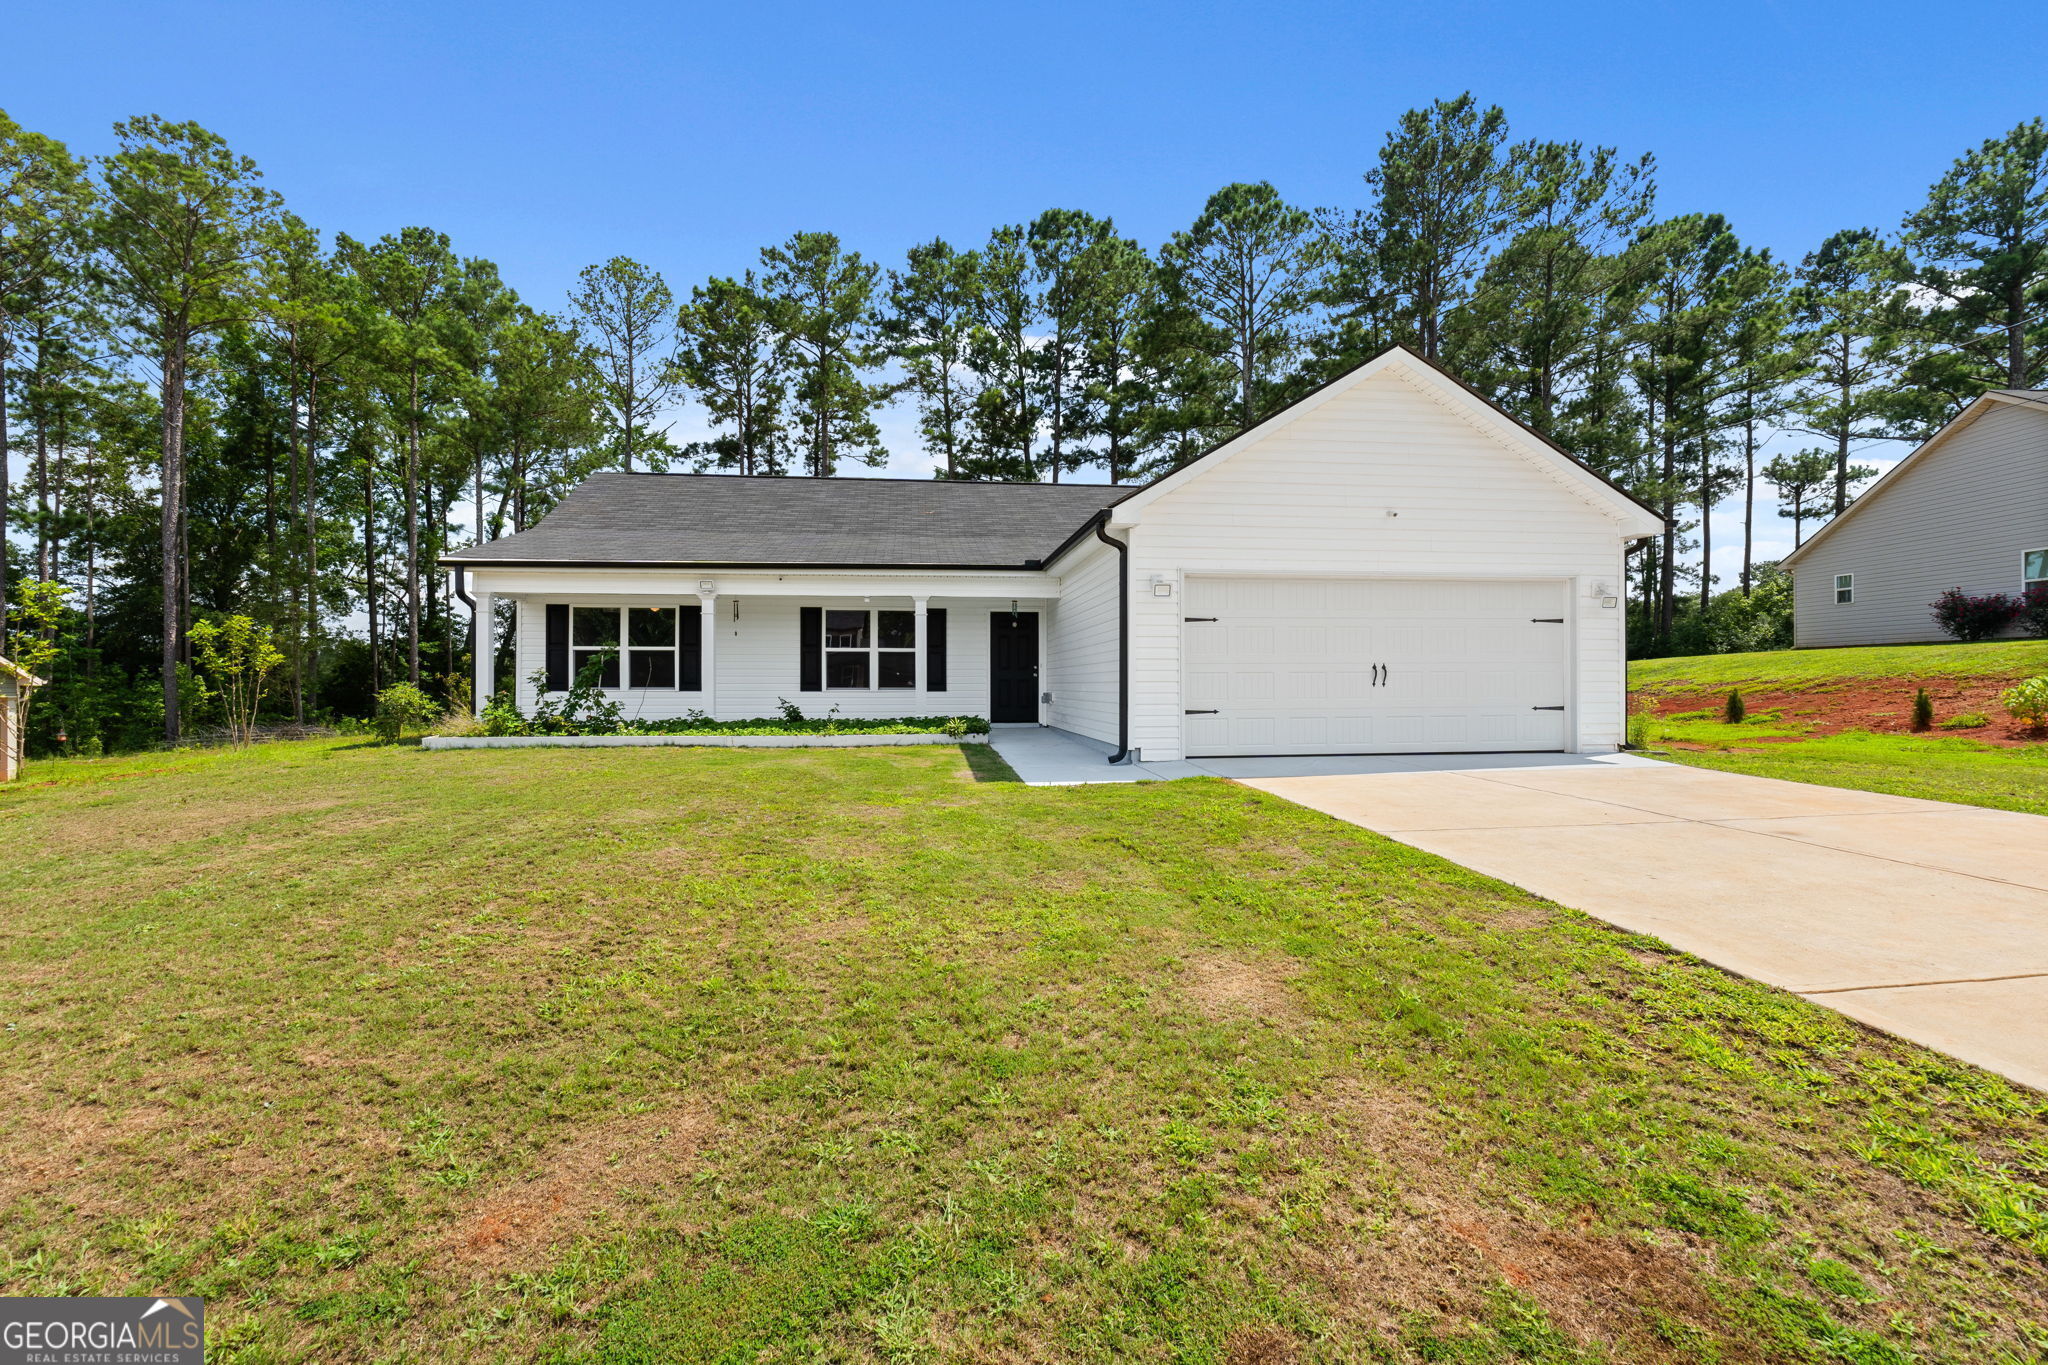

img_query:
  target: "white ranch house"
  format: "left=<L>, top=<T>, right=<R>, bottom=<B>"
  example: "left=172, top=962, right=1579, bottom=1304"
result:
left=443, top=347, right=1664, bottom=761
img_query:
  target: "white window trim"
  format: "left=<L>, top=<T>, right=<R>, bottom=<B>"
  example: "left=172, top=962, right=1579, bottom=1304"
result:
left=2024, top=548, right=2047, bottom=591
left=1834, top=573, right=1854, bottom=605
left=822, top=608, right=918, bottom=690
left=572, top=605, right=686, bottom=690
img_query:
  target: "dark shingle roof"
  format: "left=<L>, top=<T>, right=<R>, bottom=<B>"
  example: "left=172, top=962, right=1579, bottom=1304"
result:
left=443, top=472, right=1127, bottom=569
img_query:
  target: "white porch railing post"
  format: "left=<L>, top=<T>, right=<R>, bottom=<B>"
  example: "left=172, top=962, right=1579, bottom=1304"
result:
left=698, top=592, right=719, bottom=718
left=473, top=591, right=495, bottom=713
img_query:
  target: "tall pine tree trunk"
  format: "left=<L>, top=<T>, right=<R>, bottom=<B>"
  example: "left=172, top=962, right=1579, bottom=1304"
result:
left=406, top=365, right=421, bottom=684
left=304, top=378, right=321, bottom=716
left=363, top=460, right=381, bottom=695
left=1697, top=439, right=1712, bottom=611
left=160, top=334, right=187, bottom=743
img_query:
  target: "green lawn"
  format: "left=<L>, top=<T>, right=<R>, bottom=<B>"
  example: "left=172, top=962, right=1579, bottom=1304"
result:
left=1630, top=642, right=2048, bottom=815
left=1638, top=720, right=2048, bottom=816
left=1630, top=639, right=2048, bottom=694
left=5, top=739, right=2048, bottom=1363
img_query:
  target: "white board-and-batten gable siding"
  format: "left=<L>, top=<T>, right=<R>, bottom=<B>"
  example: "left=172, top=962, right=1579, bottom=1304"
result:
left=1103, top=360, right=1640, bottom=759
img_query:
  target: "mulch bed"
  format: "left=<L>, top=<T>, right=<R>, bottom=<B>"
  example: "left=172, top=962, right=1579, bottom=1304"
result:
left=1634, top=677, right=2048, bottom=747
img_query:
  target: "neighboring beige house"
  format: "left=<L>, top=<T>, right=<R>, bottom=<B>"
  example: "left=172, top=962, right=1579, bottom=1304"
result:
left=1784, top=390, right=2048, bottom=647
left=0, top=656, right=45, bottom=782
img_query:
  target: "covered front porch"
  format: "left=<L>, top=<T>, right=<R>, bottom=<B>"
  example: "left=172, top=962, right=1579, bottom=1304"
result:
left=464, top=568, right=1059, bottom=726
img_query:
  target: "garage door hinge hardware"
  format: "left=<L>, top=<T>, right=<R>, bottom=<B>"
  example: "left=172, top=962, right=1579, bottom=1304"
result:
left=1183, top=616, right=1218, bottom=622
left=1184, top=709, right=1219, bottom=714
left=1530, top=617, right=1564, bottom=623
left=1531, top=705, right=1566, bottom=711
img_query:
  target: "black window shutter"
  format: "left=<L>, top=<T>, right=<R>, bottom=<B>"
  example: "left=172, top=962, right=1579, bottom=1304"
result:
left=545, top=604, right=569, bottom=691
left=679, top=603, right=703, bottom=690
left=926, top=608, right=947, bottom=692
left=800, top=606, right=822, bottom=692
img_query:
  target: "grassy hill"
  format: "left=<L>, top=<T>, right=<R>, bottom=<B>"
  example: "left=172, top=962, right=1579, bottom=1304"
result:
left=4, top=738, right=2045, bottom=1361
left=1631, top=639, right=2048, bottom=694
left=1629, top=641, right=2048, bottom=815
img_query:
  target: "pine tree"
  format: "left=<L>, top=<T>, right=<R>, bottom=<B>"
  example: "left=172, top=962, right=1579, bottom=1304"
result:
left=1159, top=182, right=1324, bottom=428
left=0, top=112, right=88, bottom=640
left=759, top=232, right=889, bottom=477
left=676, top=272, right=791, bottom=477
left=1886, top=118, right=2048, bottom=414
left=881, top=241, right=977, bottom=478
left=961, top=225, right=1039, bottom=480
left=1028, top=209, right=1113, bottom=481
left=568, top=256, right=678, bottom=472
left=95, top=116, right=280, bottom=741
left=1788, top=228, right=1896, bottom=515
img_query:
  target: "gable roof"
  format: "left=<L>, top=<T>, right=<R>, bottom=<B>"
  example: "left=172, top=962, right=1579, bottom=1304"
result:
left=1100, top=345, right=1666, bottom=538
left=443, top=472, right=1126, bottom=569
left=445, top=345, right=1661, bottom=574
left=1781, top=389, right=2048, bottom=566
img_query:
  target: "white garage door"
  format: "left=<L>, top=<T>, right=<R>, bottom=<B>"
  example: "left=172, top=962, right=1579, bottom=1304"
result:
left=1181, top=577, right=1571, bottom=757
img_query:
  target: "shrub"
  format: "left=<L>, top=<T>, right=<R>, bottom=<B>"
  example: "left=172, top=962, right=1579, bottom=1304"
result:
left=1939, top=712, right=1989, bottom=730
left=1723, top=689, right=1746, bottom=724
left=2001, top=675, right=2048, bottom=730
left=1911, top=687, right=1934, bottom=731
left=373, top=683, right=439, bottom=743
left=1930, top=588, right=2020, bottom=642
left=1626, top=712, right=1652, bottom=748
left=2020, top=583, right=2048, bottom=639
left=478, top=692, right=531, bottom=737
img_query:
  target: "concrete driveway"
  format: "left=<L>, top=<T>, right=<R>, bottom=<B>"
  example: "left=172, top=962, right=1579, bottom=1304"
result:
left=1241, top=761, right=2048, bottom=1092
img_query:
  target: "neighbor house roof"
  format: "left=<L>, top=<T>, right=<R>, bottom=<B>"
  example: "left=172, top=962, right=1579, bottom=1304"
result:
left=0, top=656, right=44, bottom=687
left=443, top=472, right=1130, bottom=569
left=1782, top=388, right=2048, bottom=566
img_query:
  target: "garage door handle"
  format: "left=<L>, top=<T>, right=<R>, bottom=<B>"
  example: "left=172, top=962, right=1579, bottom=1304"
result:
left=1530, top=617, right=1564, bottom=623
left=1532, top=705, right=1565, bottom=711
left=1183, top=616, right=1218, bottom=622
left=1184, top=709, right=1219, bottom=714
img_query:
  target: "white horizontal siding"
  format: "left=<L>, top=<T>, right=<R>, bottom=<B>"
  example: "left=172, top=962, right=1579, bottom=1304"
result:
left=1125, top=368, right=1631, bottom=759
left=1793, top=402, right=2048, bottom=647
left=511, top=594, right=1043, bottom=722
left=1047, top=537, right=1120, bottom=744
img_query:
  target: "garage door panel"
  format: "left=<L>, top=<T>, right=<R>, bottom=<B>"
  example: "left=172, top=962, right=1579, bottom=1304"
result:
left=1183, top=576, right=1569, bottom=757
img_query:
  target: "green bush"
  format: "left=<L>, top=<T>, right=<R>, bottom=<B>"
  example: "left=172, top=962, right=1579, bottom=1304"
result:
left=1911, top=687, right=1934, bottom=731
left=1723, top=689, right=1746, bottom=724
left=1939, top=712, right=1990, bottom=730
left=1626, top=712, right=1652, bottom=748
left=2000, top=675, right=2048, bottom=730
left=373, top=683, right=439, bottom=743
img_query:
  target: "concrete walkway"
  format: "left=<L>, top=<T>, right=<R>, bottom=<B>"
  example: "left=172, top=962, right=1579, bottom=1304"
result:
left=1242, top=762, right=2048, bottom=1092
left=984, top=725, right=1665, bottom=785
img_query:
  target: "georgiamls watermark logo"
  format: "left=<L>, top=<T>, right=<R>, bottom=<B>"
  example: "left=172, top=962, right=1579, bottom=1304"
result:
left=1, top=1295, right=203, bottom=1363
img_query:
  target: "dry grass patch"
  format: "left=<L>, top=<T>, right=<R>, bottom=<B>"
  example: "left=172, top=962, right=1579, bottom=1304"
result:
left=443, top=1103, right=714, bottom=1273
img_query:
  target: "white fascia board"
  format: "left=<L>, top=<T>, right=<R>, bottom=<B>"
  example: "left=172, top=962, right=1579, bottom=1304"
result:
left=466, top=566, right=1060, bottom=600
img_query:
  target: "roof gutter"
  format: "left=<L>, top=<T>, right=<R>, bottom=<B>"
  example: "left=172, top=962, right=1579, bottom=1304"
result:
left=1091, top=514, right=1131, bottom=764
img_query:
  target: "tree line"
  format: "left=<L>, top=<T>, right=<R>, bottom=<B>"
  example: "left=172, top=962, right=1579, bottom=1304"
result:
left=1, top=97, right=2043, bottom=751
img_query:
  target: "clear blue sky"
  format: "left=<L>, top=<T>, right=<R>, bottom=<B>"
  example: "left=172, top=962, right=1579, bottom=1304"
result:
left=12, top=0, right=2038, bottom=566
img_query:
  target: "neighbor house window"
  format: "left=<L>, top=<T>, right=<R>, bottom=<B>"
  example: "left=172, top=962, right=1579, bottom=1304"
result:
left=1834, top=574, right=1854, bottom=604
left=2026, top=549, right=2047, bottom=591
left=823, top=608, right=915, bottom=688
left=572, top=605, right=682, bottom=688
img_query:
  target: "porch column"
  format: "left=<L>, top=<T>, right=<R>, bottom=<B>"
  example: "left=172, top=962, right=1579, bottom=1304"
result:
left=913, top=596, right=929, bottom=694
left=698, top=591, right=719, bottom=718
left=472, top=591, right=495, bottom=712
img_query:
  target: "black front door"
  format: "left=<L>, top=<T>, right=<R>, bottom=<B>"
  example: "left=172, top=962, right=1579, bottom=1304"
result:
left=989, top=612, right=1040, bottom=723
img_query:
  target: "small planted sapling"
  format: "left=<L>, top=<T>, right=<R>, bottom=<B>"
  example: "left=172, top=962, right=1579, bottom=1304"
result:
left=1723, top=689, right=1746, bottom=724
left=1911, top=687, right=1934, bottom=731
